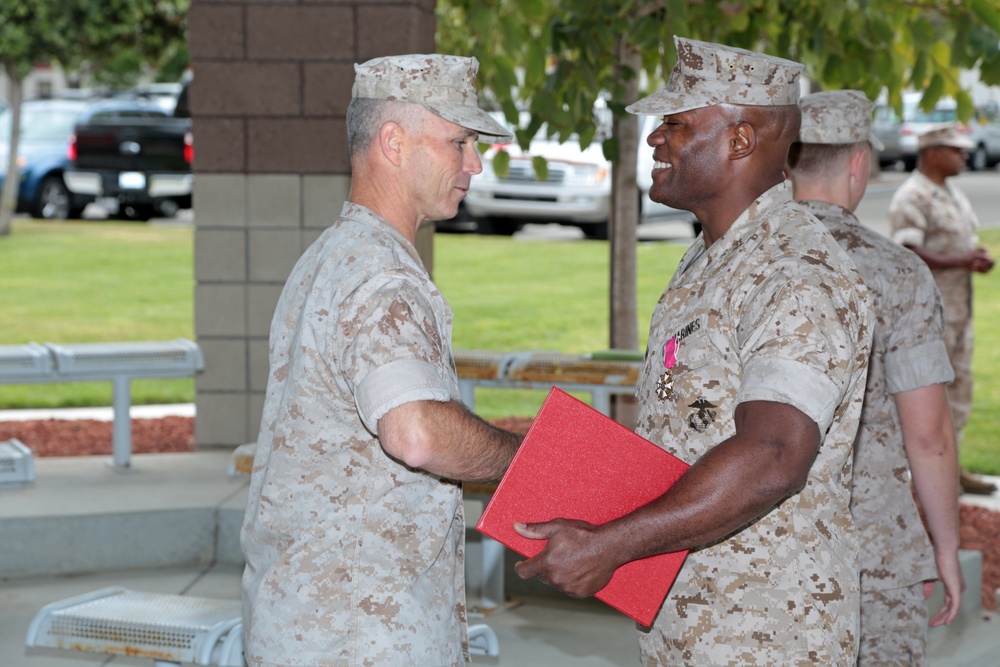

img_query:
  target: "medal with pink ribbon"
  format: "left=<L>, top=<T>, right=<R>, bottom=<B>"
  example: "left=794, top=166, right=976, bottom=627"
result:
left=656, top=337, right=678, bottom=400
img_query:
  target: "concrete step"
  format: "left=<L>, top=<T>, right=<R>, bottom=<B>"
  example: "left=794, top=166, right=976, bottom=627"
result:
left=926, top=549, right=999, bottom=667
left=926, top=549, right=983, bottom=620
left=0, top=452, right=247, bottom=579
left=5, top=453, right=999, bottom=667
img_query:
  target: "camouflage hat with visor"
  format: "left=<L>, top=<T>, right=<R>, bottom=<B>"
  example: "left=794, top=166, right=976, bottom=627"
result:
left=798, top=90, right=884, bottom=151
left=352, top=54, right=512, bottom=143
left=627, top=36, right=804, bottom=116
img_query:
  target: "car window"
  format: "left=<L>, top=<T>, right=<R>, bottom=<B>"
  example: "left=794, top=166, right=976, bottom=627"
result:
left=118, top=110, right=168, bottom=118
left=904, top=104, right=956, bottom=123
left=0, top=107, right=82, bottom=142
left=874, top=105, right=900, bottom=123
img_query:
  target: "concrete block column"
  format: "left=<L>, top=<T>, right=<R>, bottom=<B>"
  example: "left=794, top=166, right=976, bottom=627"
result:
left=189, top=0, right=437, bottom=447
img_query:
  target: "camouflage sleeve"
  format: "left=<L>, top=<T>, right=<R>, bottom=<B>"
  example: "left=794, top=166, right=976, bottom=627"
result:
left=883, top=262, right=954, bottom=394
left=339, top=270, right=453, bottom=433
left=735, top=270, right=865, bottom=433
left=888, top=184, right=929, bottom=248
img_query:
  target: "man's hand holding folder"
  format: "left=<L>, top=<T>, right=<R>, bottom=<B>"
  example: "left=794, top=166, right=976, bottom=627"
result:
left=475, top=388, right=690, bottom=626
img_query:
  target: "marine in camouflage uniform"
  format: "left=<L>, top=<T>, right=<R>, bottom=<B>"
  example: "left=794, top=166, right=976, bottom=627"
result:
left=790, top=90, right=963, bottom=666
left=241, top=55, right=519, bottom=667
left=512, top=38, right=872, bottom=666
left=888, top=123, right=996, bottom=495
left=634, top=181, right=871, bottom=666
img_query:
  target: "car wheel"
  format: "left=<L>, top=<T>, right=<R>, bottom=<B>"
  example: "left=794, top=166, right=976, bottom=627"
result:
left=969, top=145, right=988, bottom=171
left=32, top=176, right=71, bottom=220
left=581, top=221, right=609, bottom=240
left=477, top=217, right=521, bottom=236
left=116, top=204, right=156, bottom=222
left=156, top=200, right=180, bottom=218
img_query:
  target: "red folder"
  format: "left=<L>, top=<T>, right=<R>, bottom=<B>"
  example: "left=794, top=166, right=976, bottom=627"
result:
left=475, top=387, right=690, bottom=626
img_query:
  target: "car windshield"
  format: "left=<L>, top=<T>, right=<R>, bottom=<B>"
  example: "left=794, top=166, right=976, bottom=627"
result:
left=0, top=106, right=82, bottom=142
left=904, top=104, right=957, bottom=124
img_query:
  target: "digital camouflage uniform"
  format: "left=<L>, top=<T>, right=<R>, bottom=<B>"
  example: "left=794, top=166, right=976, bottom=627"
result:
left=241, top=202, right=467, bottom=667
left=804, top=199, right=954, bottom=665
left=889, top=171, right=978, bottom=443
left=634, top=182, right=873, bottom=666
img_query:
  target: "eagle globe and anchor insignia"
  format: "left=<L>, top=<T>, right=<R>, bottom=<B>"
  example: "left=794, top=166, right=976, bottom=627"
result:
left=686, top=397, right=718, bottom=432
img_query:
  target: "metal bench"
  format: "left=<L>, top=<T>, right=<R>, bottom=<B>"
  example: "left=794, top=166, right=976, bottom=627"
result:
left=26, top=586, right=244, bottom=666
left=27, top=587, right=498, bottom=664
left=454, top=349, right=642, bottom=416
left=0, top=339, right=203, bottom=470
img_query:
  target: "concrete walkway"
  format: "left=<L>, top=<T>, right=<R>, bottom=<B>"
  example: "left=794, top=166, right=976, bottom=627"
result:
left=1, top=418, right=998, bottom=666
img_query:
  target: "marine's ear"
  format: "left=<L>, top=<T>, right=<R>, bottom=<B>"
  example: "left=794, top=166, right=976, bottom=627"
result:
left=379, top=121, right=405, bottom=167
left=729, top=121, right=757, bottom=160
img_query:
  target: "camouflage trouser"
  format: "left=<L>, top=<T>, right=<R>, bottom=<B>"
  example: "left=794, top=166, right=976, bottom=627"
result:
left=858, top=583, right=928, bottom=667
left=943, top=317, right=973, bottom=446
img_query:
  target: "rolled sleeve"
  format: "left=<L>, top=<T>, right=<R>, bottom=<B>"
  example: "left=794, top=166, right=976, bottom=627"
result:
left=355, top=358, right=452, bottom=433
left=738, top=356, right=842, bottom=433
left=892, top=227, right=924, bottom=248
left=884, top=339, right=954, bottom=395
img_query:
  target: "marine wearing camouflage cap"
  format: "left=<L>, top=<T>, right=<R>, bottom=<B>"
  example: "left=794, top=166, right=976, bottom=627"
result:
left=353, top=53, right=512, bottom=142
left=627, top=36, right=803, bottom=116
left=917, top=122, right=976, bottom=151
left=798, top=89, right=884, bottom=150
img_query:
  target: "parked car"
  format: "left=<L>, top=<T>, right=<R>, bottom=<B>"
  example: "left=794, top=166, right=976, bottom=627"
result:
left=108, top=82, right=184, bottom=114
left=63, top=79, right=192, bottom=221
left=873, top=92, right=1000, bottom=171
left=462, top=113, right=698, bottom=239
left=0, top=97, right=168, bottom=220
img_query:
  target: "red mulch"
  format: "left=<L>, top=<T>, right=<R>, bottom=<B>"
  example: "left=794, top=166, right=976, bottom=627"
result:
left=2, top=414, right=996, bottom=611
left=959, top=504, right=1000, bottom=611
left=0, top=416, right=196, bottom=457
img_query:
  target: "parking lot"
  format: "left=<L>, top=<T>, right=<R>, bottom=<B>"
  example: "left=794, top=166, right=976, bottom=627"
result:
left=463, top=166, right=1000, bottom=242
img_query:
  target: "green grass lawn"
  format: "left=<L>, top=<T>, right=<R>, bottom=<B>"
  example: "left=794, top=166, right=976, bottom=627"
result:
left=0, top=218, right=997, bottom=473
left=0, top=220, right=195, bottom=407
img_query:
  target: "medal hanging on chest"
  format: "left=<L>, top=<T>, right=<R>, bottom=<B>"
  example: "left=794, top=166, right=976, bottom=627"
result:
left=656, top=337, right=679, bottom=401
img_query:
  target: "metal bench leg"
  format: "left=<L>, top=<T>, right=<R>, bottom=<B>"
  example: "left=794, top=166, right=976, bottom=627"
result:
left=480, top=536, right=505, bottom=610
left=468, top=623, right=500, bottom=657
left=110, top=375, right=133, bottom=471
left=459, top=379, right=476, bottom=410
left=591, top=388, right=612, bottom=416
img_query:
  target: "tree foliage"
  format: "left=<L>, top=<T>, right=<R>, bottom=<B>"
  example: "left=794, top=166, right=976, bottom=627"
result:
left=0, top=0, right=188, bottom=236
left=437, top=0, right=1000, bottom=355
left=440, top=0, right=1000, bottom=149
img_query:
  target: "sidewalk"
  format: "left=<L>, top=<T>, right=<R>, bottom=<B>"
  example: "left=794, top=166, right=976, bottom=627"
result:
left=1, top=409, right=998, bottom=666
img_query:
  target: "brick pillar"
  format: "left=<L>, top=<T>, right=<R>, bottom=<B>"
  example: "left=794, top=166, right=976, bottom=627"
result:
left=188, top=0, right=437, bottom=447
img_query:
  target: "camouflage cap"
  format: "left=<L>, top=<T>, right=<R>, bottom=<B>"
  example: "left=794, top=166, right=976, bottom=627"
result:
left=917, top=122, right=976, bottom=151
left=798, top=90, right=884, bottom=151
left=627, top=36, right=804, bottom=116
left=352, top=54, right=512, bottom=142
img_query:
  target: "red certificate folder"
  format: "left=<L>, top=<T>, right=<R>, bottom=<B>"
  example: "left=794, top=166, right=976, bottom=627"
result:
left=475, top=387, right=690, bottom=626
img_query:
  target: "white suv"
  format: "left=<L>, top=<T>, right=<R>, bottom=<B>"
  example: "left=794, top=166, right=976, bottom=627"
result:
left=463, top=114, right=698, bottom=238
left=874, top=92, right=1000, bottom=171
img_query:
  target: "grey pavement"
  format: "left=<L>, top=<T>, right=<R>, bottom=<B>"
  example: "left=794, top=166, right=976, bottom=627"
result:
left=1, top=447, right=644, bottom=667
left=1, top=434, right=998, bottom=667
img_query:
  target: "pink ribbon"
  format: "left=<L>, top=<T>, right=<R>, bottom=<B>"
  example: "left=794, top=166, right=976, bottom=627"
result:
left=664, top=338, right=678, bottom=368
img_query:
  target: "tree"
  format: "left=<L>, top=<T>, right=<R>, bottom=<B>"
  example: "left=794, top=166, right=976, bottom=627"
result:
left=0, top=0, right=74, bottom=236
left=437, top=0, right=1000, bottom=359
left=0, top=0, right=188, bottom=236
